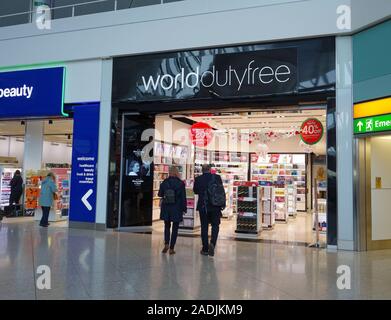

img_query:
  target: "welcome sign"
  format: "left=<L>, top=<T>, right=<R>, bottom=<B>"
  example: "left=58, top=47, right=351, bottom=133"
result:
left=112, top=48, right=298, bottom=102
left=0, top=67, right=65, bottom=118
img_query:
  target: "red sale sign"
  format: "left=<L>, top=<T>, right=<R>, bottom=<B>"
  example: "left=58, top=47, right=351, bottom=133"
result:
left=190, top=122, right=214, bottom=147
left=300, top=118, right=323, bottom=145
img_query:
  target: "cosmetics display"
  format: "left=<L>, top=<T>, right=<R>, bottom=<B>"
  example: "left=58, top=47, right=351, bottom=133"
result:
left=0, top=167, right=21, bottom=209
left=251, top=153, right=307, bottom=212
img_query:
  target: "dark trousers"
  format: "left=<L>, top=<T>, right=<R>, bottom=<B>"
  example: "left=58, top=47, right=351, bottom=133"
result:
left=199, top=209, right=220, bottom=252
left=40, top=206, right=50, bottom=226
left=164, top=221, right=179, bottom=249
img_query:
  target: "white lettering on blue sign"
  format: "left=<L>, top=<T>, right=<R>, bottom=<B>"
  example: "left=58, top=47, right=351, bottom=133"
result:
left=0, top=85, right=34, bottom=99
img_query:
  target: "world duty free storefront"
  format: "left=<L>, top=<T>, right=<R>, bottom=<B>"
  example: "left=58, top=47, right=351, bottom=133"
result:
left=106, top=36, right=338, bottom=247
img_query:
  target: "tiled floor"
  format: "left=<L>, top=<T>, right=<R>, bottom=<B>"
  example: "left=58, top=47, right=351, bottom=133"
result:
left=1, top=217, right=391, bottom=300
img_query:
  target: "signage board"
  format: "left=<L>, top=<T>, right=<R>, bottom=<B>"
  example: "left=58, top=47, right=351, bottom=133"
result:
left=0, top=67, right=65, bottom=118
left=69, top=104, right=99, bottom=223
left=300, top=118, right=324, bottom=145
left=113, top=48, right=298, bottom=102
left=354, top=113, right=391, bottom=134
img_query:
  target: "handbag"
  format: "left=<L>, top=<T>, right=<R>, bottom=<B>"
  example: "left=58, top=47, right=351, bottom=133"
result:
left=53, top=192, right=58, bottom=201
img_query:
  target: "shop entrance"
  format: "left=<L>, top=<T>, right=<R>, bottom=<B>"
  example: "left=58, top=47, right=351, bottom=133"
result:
left=118, top=106, right=328, bottom=245
left=357, top=135, right=391, bottom=250
left=0, top=119, right=73, bottom=223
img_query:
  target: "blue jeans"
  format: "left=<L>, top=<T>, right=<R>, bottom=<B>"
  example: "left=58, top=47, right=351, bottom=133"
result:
left=164, top=221, right=179, bottom=249
left=40, top=206, right=50, bottom=226
left=199, top=209, right=220, bottom=252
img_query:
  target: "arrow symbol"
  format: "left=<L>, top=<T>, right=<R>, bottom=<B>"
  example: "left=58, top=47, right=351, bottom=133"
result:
left=357, top=121, right=363, bottom=132
left=81, top=189, right=93, bottom=211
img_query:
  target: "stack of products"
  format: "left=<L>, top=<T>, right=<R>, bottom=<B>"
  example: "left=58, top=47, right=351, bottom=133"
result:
left=24, top=172, right=42, bottom=216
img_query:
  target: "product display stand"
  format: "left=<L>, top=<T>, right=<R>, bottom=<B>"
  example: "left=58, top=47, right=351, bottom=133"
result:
left=179, top=191, right=200, bottom=234
left=274, top=184, right=288, bottom=223
left=286, top=185, right=297, bottom=218
left=313, top=179, right=327, bottom=233
left=234, top=182, right=262, bottom=239
left=309, top=179, right=326, bottom=248
left=260, top=184, right=275, bottom=229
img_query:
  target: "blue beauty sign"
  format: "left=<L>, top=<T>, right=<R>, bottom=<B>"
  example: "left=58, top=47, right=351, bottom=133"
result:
left=69, top=104, right=99, bottom=223
left=0, top=67, right=65, bottom=118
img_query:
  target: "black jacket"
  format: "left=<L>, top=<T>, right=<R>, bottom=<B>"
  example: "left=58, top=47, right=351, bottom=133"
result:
left=10, top=175, right=23, bottom=197
left=158, top=176, right=187, bottom=223
left=193, top=172, right=224, bottom=213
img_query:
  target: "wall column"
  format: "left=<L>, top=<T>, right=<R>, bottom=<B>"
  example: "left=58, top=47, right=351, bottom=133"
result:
left=23, top=120, right=44, bottom=178
left=336, top=36, right=355, bottom=251
left=95, top=58, right=113, bottom=229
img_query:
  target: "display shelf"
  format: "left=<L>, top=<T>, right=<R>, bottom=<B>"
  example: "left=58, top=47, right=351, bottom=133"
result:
left=0, top=167, right=22, bottom=209
left=234, top=182, right=262, bottom=235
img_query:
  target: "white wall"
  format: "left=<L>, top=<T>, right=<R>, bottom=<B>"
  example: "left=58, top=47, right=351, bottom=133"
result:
left=0, top=136, right=72, bottom=167
left=0, top=0, right=391, bottom=68
left=64, top=60, right=102, bottom=104
left=370, top=136, right=391, bottom=241
left=42, top=141, right=72, bottom=165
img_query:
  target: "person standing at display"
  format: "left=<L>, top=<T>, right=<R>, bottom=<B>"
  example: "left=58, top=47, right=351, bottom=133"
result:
left=158, top=166, right=187, bottom=255
left=8, top=170, right=23, bottom=217
left=38, top=172, right=58, bottom=228
left=193, top=164, right=225, bottom=257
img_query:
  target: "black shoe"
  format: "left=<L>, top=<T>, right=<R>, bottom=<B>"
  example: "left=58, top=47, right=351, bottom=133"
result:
left=208, top=243, right=215, bottom=257
left=200, top=250, right=209, bottom=256
left=39, top=223, right=49, bottom=227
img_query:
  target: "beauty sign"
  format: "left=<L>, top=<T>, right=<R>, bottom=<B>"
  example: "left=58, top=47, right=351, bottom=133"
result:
left=300, top=118, right=324, bottom=145
left=189, top=122, right=214, bottom=147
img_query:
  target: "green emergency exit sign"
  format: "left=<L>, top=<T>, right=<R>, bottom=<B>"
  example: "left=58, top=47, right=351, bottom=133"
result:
left=354, top=113, right=391, bottom=134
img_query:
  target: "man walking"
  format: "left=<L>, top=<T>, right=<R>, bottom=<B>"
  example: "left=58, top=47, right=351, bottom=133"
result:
left=194, top=164, right=226, bottom=257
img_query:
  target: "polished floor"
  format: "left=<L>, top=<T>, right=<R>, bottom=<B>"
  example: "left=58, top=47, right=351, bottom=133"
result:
left=153, top=212, right=327, bottom=245
left=1, top=217, right=391, bottom=300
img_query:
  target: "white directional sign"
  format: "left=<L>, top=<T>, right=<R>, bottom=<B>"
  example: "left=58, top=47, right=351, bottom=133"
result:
left=81, top=189, right=93, bottom=211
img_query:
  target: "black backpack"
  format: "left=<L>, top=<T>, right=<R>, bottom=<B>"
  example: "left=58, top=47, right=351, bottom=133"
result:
left=206, top=175, right=226, bottom=208
left=163, top=180, right=176, bottom=205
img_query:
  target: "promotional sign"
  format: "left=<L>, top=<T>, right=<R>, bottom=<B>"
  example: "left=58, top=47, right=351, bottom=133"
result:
left=113, top=48, right=298, bottom=102
left=0, top=67, right=65, bottom=118
left=190, top=122, right=214, bottom=147
left=69, top=104, right=99, bottom=223
left=354, top=113, right=391, bottom=134
left=300, top=118, right=324, bottom=145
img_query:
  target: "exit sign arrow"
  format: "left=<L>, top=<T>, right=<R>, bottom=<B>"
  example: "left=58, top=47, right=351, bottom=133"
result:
left=356, top=121, right=363, bottom=132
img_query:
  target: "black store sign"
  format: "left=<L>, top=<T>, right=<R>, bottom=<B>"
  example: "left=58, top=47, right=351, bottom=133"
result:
left=112, top=48, right=298, bottom=102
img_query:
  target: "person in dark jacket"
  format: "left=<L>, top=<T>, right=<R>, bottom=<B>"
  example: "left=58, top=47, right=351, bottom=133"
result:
left=158, top=166, right=187, bottom=255
left=8, top=170, right=23, bottom=217
left=193, top=164, right=225, bottom=257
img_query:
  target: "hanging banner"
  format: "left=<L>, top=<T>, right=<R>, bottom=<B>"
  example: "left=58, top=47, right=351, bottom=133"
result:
left=300, top=118, right=324, bottom=145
